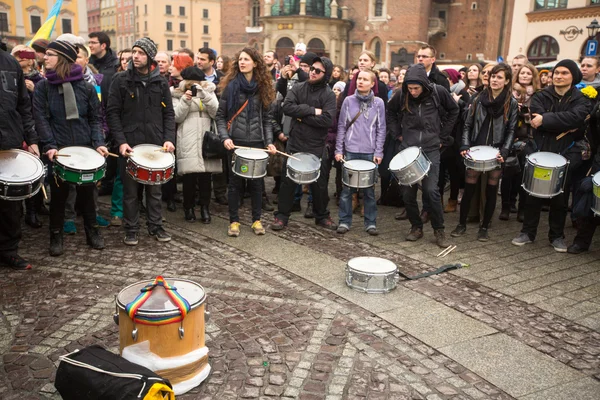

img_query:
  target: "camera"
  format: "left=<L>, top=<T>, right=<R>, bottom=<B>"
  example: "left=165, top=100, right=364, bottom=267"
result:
left=190, top=85, right=198, bottom=97
left=284, top=56, right=292, bottom=66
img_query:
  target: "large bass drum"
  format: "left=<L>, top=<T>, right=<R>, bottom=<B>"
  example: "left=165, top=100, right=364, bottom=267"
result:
left=522, top=152, right=568, bottom=198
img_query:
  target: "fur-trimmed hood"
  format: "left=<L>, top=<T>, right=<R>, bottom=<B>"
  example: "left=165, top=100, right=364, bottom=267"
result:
left=171, top=80, right=216, bottom=98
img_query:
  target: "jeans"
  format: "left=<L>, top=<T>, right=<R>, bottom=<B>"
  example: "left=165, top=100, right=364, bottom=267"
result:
left=338, top=152, right=376, bottom=229
left=110, top=164, right=123, bottom=218
left=402, top=149, right=444, bottom=230
left=294, top=184, right=312, bottom=203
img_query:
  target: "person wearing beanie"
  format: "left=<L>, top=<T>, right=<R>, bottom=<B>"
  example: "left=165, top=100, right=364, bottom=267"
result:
left=271, top=56, right=338, bottom=232
left=276, top=51, right=317, bottom=98
left=106, top=36, right=176, bottom=246
left=33, top=40, right=108, bottom=256
left=332, top=80, right=346, bottom=97
left=512, top=58, right=592, bottom=252
left=294, top=43, right=306, bottom=59
left=31, top=39, right=49, bottom=69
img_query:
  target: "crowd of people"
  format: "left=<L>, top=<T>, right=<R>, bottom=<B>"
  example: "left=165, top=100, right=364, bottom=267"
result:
left=0, top=33, right=599, bottom=271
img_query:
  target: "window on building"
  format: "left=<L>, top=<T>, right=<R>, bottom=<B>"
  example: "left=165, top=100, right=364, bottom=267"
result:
left=180, top=23, right=185, bottom=32
left=203, top=42, right=209, bottom=48
left=592, top=0, right=600, bottom=4
left=118, top=14, right=122, bottom=27
left=374, top=41, right=381, bottom=60
left=180, top=40, right=186, bottom=48
left=166, top=21, right=172, bottom=31
left=62, top=19, right=72, bottom=34
left=167, top=40, right=173, bottom=51
left=471, top=2, right=477, bottom=10
left=203, top=9, right=209, bottom=18
left=534, top=0, right=568, bottom=10
left=179, top=6, right=185, bottom=16
left=166, top=5, right=172, bottom=15
left=144, top=21, right=147, bottom=31
left=144, top=4, right=147, bottom=14
left=30, top=15, right=42, bottom=33
left=251, top=0, right=260, bottom=27
left=374, top=0, right=384, bottom=17
left=0, top=13, right=8, bottom=33
left=203, top=25, right=209, bottom=34
left=527, top=35, right=560, bottom=64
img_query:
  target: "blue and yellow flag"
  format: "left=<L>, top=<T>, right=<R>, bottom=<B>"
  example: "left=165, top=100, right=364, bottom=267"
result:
left=27, top=0, right=64, bottom=46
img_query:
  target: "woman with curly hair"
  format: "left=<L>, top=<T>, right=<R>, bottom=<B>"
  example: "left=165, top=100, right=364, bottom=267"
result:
left=216, top=47, right=277, bottom=237
left=117, top=48, right=132, bottom=72
left=216, top=55, right=231, bottom=75
left=329, top=64, right=346, bottom=88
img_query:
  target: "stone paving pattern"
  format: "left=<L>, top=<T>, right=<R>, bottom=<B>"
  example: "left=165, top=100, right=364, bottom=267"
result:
left=0, top=183, right=598, bottom=399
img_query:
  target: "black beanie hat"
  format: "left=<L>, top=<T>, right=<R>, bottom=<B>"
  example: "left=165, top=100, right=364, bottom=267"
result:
left=554, top=59, right=583, bottom=86
left=300, top=52, right=318, bottom=65
left=47, top=40, right=77, bottom=63
left=180, top=66, right=206, bottom=81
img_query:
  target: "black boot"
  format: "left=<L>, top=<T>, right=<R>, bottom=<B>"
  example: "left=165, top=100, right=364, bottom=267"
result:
left=200, top=205, right=211, bottom=224
left=49, top=231, right=64, bottom=256
left=498, top=207, right=510, bottom=221
left=185, top=208, right=196, bottom=222
left=85, top=226, right=105, bottom=250
left=24, top=197, right=42, bottom=228
left=262, top=193, right=274, bottom=211
left=304, top=202, right=314, bottom=218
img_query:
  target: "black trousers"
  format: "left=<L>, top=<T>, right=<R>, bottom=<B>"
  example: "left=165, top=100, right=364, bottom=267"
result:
left=275, top=148, right=331, bottom=224
left=227, top=143, right=264, bottom=223
left=49, top=179, right=95, bottom=233
left=573, top=216, right=599, bottom=249
left=212, top=155, right=229, bottom=197
left=439, top=147, right=463, bottom=201
left=0, top=199, right=22, bottom=255
left=182, top=172, right=211, bottom=209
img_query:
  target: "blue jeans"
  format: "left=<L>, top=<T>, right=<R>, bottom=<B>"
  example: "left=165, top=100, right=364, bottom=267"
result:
left=294, top=184, right=312, bottom=202
left=338, top=152, right=376, bottom=229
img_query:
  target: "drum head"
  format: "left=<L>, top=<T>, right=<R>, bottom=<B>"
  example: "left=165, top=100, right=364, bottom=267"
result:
left=0, top=150, right=44, bottom=183
left=131, top=144, right=175, bottom=168
left=288, top=153, right=320, bottom=171
left=345, top=159, right=376, bottom=171
left=347, top=257, right=397, bottom=274
left=57, top=146, right=106, bottom=170
left=389, top=147, right=420, bottom=170
left=468, top=146, right=498, bottom=161
left=593, top=172, right=600, bottom=186
left=117, top=278, right=205, bottom=314
left=235, top=149, right=268, bottom=160
left=529, top=152, right=567, bottom=168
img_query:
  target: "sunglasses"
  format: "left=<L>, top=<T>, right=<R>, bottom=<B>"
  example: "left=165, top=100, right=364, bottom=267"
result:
left=310, top=66, right=324, bottom=74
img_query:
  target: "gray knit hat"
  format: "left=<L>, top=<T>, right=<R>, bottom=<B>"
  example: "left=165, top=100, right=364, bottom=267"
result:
left=132, top=37, right=157, bottom=61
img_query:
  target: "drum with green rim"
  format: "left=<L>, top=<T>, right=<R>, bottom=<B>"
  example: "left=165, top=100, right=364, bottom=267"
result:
left=53, top=146, right=106, bottom=185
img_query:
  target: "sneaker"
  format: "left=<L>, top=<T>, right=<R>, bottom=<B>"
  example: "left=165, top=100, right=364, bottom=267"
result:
left=110, top=216, right=122, bottom=227
left=251, top=220, right=266, bottom=235
left=366, top=226, right=379, bottom=236
left=434, top=229, right=449, bottom=248
left=228, top=222, right=241, bottom=237
left=406, top=226, right=423, bottom=241
left=512, top=233, right=533, bottom=246
left=567, top=243, right=588, bottom=254
left=270, top=218, right=286, bottom=231
left=550, top=238, right=567, bottom=253
left=63, top=220, right=77, bottom=235
left=316, top=217, right=338, bottom=231
left=124, top=232, right=139, bottom=246
left=477, top=227, right=489, bottom=242
left=95, top=215, right=110, bottom=228
left=149, top=227, right=171, bottom=242
left=451, top=224, right=467, bottom=237
left=337, top=224, right=349, bottom=234
left=0, top=253, right=32, bottom=270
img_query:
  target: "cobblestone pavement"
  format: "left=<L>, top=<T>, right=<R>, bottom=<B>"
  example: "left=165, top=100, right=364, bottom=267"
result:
left=0, top=183, right=598, bottom=399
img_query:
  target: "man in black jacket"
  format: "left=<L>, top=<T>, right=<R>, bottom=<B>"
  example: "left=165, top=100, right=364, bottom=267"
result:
left=512, top=59, right=591, bottom=252
left=391, top=64, right=459, bottom=248
left=0, top=46, right=39, bottom=270
left=271, top=56, right=338, bottom=231
left=107, top=37, right=176, bottom=246
left=416, top=45, right=450, bottom=92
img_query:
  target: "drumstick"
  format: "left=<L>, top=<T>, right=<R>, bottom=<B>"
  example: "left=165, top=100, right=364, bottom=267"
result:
left=154, top=147, right=167, bottom=152
left=107, top=152, right=119, bottom=158
left=436, top=245, right=452, bottom=257
left=54, top=154, right=71, bottom=157
left=440, top=245, right=457, bottom=258
left=436, top=245, right=456, bottom=258
left=271, top=149, right=301, bottom=161
left=40, top=184, right=48, bottom=201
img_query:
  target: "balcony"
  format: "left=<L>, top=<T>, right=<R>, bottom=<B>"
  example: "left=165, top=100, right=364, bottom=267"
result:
left=428, top=17, right=446, bottom=37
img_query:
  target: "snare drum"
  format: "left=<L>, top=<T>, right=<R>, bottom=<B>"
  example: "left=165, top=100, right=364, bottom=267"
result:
left=115, top=277, right=210, bottom=395
left=389, top=147, right=431, bottom=186
left=232, top=149, right=268, bottom=179
left=592, top=172, right=600, bottom=216
left=127, top=144, right=175, bottom=185
left=342, top=159, right=377, bottom=188
left=522, top=152, right=569, bottom=198
left=0, top=149, right=45, bottom=201
left=346, top=257, right=398, bottom=293
left=286, top=152, right=321, bottom=184
left=464, top=145, right=501, bottom=172
left=54, top=146, right=106, bottom=185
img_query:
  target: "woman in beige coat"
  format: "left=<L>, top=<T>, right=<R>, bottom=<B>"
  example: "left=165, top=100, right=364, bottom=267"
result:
left=172, top=66, right=221, bottom=223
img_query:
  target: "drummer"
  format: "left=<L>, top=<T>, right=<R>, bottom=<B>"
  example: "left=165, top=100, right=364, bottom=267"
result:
left=33, top=40, right=108, bottom=256
left=335, top=70, right=386, bottom=235
left=107, top=37, right=175, bottom=246
left=0, top=41, right=39, bottom=270
left=451, top=63, right=517, bottom=241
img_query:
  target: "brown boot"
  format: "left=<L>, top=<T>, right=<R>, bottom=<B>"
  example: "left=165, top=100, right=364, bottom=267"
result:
left=444, top=199, right=457, bottom=213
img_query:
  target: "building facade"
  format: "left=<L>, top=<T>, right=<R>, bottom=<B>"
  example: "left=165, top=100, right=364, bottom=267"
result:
left=508, top=0, right=600, bottom=65
left=1, top=0, right=88, bottom=48
left=87, top=0, right=101, bottom=34
left=100, top=0, right=116, bottom=49
left=116, top=0, right=134, bottom=51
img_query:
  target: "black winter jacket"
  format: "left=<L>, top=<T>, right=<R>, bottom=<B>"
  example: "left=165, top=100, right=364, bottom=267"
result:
left=529, top=86, right=591, bottom=154
left=428, top=64, right=451, bottom=91
left=106, top=64, right=176, bottom=147
left=461, top=90, right=518, bottom=159
left=0, top=50, right=37, bottom=149
left=216, top=89, right=273, bottom=146
left=90, top=48, right=118, bottom=108
left=34, top=78, right=102, bottom=153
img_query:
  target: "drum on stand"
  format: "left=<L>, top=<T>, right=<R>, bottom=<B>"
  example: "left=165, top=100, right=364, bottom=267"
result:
left=0, top=149, right=45, bottom=201
left=115, top=277, right=210, bottom=395
left=286, top=152, right=321, bottom=184
left=127, top=144, right=175, bottom=185
left=522, top=152, right=569, bottom=198
left=232, top=149, right=268, bottom=179
left=53, top=146, right=106, bottom=185
left=342, top=159, right=377, bottom=188
left=346, top=257, right=398, bottom=293
left=389, top=147, right=431, bottom=186
left=592, top=172, right=600, bottom=216
left=464, top=145, right=501, bottom=172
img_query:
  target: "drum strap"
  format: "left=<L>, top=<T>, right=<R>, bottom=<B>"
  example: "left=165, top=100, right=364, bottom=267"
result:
left=396, top=263, right=468, bottom=280
left=346, top=110, right=363, bottom=130
left=227, top=100, right=249, bottom=131
left=125, top=276, right=191, bottom=325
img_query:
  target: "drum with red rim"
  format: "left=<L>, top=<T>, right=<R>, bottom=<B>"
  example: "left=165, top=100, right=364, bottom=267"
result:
left=126, top=144, right=175, bottom=185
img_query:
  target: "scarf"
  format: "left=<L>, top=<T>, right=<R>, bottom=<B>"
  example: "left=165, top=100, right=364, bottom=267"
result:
left=83, top=66, right=98, bottom=85
left=347, top=72, right=380, bottom=98
left=226, top=73, right=258, bottom=120
left=480, top=86, right=509, bottom=118
left=355, top=90, right=374, bottom=120
left=46, top=64, right=84, bottom=121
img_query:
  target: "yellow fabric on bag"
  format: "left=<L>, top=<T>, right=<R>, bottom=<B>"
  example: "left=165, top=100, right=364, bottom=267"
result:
left=144, top=383, right=175, bottom=400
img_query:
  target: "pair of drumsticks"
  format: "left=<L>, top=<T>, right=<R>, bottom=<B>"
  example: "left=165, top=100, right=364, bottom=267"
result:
left=54, top=152, right=119, bottom=158
left=234, top=145, right=301, bottom=161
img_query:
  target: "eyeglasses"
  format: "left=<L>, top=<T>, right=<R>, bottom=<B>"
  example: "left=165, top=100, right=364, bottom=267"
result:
left=45, top=52, right=58, bottom=57
left=310, top=66, right=324, bottom=74
left=88, top=41, right=100, bottom=45
left=416, top=55, right=431, bottom=59
left=481, top=70, right=490, bottom=75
